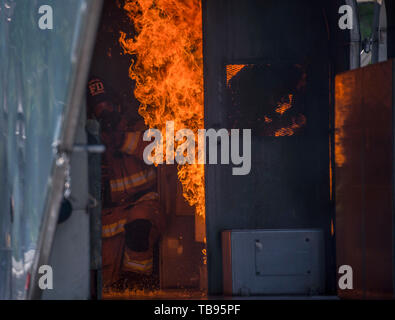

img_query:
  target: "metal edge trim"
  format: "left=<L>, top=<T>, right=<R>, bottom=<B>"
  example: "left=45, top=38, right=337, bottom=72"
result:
left=27, top=0, right=103, bottom=300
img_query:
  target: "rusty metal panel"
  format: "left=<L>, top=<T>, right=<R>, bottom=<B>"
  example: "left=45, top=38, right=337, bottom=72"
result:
left=335, top=60, right=394, bottom=299
left=158, top=165, right=205, bottom=290
left=160, top=216, right=204, bottom=290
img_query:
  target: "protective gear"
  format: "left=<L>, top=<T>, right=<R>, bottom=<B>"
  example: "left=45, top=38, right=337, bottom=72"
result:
left=88, top=77, right=166, bottom=287
left=97, top=108, right=122, bottom=132
left=102, top=131, right=157, bottom=205
left=123, top=247, right=153, bottom=275
left=124, top=219, right=152, bottom=252
left=101, top=196, right=165, bottom=285
left=87, top=77, right=122, bottom=131
left=87, top=77, right=112, bottom=110
left=88, top=78, right=165, bottom=286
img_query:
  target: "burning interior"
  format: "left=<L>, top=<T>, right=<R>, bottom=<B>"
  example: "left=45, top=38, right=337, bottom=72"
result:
left=87, top=0, right=335, bottom=298
left=0, top=0, right=394, bottom=302
left=83, top=0, right=394, bottom=299
left=88, top=0, right=206, bottom=298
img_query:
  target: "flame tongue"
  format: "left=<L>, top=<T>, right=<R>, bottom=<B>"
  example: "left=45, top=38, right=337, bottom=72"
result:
left=120, top=0, right=205, bottom=217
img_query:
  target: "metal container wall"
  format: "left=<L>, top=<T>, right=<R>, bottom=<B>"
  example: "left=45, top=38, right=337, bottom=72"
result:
left=222, top=229, right=325, bottom=296
left=335, top=60, right=394, bottom=299
left=203, top=0, right=343, bottom=295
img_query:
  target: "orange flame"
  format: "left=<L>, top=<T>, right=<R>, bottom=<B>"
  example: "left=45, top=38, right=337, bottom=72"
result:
left=226, top=64, right=248, bottom=87
left=120, top=0, right=205, bottom=217
left=274, top=114, right=306, bottom=137
left=275, top=94, right=293, bottom=115
left=334, top=75, right=353, bottom=168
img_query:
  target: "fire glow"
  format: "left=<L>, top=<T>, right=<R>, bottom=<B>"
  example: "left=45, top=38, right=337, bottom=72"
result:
left=120, top=0, right=205, bottom=217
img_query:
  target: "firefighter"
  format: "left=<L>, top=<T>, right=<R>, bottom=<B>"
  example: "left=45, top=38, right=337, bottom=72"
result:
left=87, top=77, right=166, bottom=289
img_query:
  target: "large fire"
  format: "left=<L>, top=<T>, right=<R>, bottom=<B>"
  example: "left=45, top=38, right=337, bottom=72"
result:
left=119, top=0, right=205, bottom=217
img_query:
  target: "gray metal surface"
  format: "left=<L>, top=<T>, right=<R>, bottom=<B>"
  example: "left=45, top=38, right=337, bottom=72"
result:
left=222, top=229, right=325, bottom=296
left=86, top=119, right=102, bottom=300
left=0, top=0, right=102, bottom=300
left=42, top=107, right=90, bottom=300
left=347, top=0, right=361, bottom=69
left=27, top=0, right=103, bottom=300
left=378, top=0, right=388, bottom=63
left=41, top=209, right=90, bottom=300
